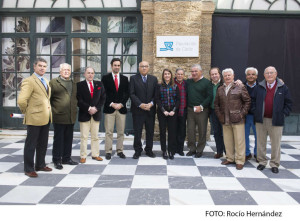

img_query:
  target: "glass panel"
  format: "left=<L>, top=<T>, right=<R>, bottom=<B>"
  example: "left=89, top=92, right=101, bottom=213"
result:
left=217, top=0, right=233, bottom=9
left=108, top=38, right=121, bottom=55
left=72, top=16, right=86, bottom=33
left=287, top=0, right=300, bottom=10
left=85, top=0, right=103, bottom=8
left=233, top=0, right=252, bottom=10
left=16, top=17, right=30, bottom=32
left=87, top=16, right=101, bottom=33
left=87, top=38, right=101, bottom=55
left=72, top=38, right=86, bottom=54
left=36, top=17, right=50, bottom=33
left=34, top=0, right=53, bottom=8
left=17, top=73, right=30, bottom=96
left=270, top=0, right=285, bottom=10
left=36, top=38, right=51, bottom=54
left=2, top=56, right=15, bottom=72
left=70, top=0, right=85, bottom=8
left=52, top=0, right=68, bottom=8
left=43, top=74, right=51, bottom=82
left=52, top=56, right=66, bottom=72
left=108, top=17, right=122, bottom=33
left=18, top=0, right=35, bottom=8
left=94, top=74, right=102, bottom=81
left=2, top=0, right=17, bottom=8
left=251, top=0, right=270, bottom=10
left=17, top=56, right=30, bottom=72
left=122, top=0, right=137, bottom=7
left=2, top=17, right=15, bottom=33
left=123, top=56, right=137, bottom=73
left=51, top=17, right=65, bottom=32
left=2, top=73, right=16, bottom=107
left=123, top=38, right=137, bottom=55
left=2, top=38, right=15, bottom=54
left=123, top=17, right=137, bottom=33
left=52, top=38, right=66, bottom=55
left=87, top=56, right=101, bottom=72
left=72, top=56, right=86, bottom=73
left=103, top=0, right=121, bottom=7
left=16, top=38, right=30, bottom=55
left=52, top=73, right=60, bottom=80
left=107, top=56, right=121, bottom=72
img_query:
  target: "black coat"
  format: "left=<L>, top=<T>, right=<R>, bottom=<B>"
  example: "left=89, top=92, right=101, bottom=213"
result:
left=101, top=73, right=129, bottom=114
left=77, top=80, right=106, bottom=122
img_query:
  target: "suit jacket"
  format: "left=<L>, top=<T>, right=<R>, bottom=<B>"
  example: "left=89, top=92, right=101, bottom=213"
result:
left=18, top=74, right=52, bottom=126
left=130, top=73, right=158, bottom=116
left=102, top=73, right=129, bottom=114
left=77, top=80, right=106, bottom=122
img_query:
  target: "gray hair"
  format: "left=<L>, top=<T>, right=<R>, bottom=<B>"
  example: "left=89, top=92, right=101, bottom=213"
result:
left=245, top=67, right=258, bottom=75
left=222, top=68, right=234, bottom=76
left=264, top=66, right=277, bottom=74
left=175, top=67, right=185, bottom=74
left=60, top=63, right=71, bottom=71
left=85, top=66, right=95, bottom=73
left=34, top=57, right=47, bottom=65
left=191, top=64, right=202, bottom=71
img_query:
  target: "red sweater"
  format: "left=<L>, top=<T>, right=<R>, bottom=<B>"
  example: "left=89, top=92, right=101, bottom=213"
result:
left=264, top=81, right=277, bottom=118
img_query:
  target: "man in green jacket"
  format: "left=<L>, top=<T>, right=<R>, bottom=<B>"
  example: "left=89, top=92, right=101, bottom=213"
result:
left=50, top=63, right=78, bottom=169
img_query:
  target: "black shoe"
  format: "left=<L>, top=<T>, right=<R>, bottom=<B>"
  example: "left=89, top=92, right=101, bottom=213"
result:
left=54, top=162, right=63, bottom=170
left=195, top=152, right=202, bottom=158
left=245, top=154, right=252, bottom=161
left=177, top=151, right=185, bottom=156
left=162, top=151, right=168, bottom=160
left=117, top=152, right=126, bottom=159
left=169, top=152, right=174, bottom=160
left=257, top=164, right=266, bottom=171
left=145, top=151, right=156, bottom=158
left=186, top=151, right=196, bottom=156
left=133, top=152, right=141, bottom=159
left=62, top=159, right=78, bottom=165
left=105, top=153, right=111, bottom=160
left=271, top=167, right=279, bottom=173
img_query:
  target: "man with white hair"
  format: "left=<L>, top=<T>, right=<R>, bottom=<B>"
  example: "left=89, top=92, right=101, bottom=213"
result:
left=253, top=66, right=292, bottom=173
left=50, top=63, right=78, bottom=169
left=214, top=68, right=251, bottom=170
left=244, top=67, right=258, bottom=161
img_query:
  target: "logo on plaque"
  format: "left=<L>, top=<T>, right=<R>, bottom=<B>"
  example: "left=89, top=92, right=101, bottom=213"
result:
left=160, top=42, right=173, bottom=51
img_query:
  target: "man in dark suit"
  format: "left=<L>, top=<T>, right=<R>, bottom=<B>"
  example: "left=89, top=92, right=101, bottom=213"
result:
left=18, top=58, right=53, bottom=177
left=102, top=58, right=129, bottom=160
left=130, top=61, right=158, bottom=159
left=77, top=67, right=106, bottom=163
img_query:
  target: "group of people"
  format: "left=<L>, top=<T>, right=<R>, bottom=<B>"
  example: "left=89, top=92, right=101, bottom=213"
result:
left=17, top=57, right=292, bottom=178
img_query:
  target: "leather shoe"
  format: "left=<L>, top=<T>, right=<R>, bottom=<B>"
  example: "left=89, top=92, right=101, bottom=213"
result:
left=245, top=154, right=252, bottom=161
left=62, top=159, right=78, bottom=165
left=257, top=164, right=265, bottom=171
left=186, top=151, right=196, bottom=156
left=92, top=156, right=103, bottom=161
left=145, top=151, right=156, bottom=158
left=80, top=158, right=86, bottom=163
left=271, top=167, right=279, bottom=173
left=221, top=160, right=234, bottom=165
left=25, top=171, right=38, bottom=177
left=133, top=152, right=141, bottom=159
left=168, top=152, right=174, bottom=160
left=236, top=164, right=244, bottom=170
left=194, top=152, right=202, bottom=158
left=35, top=166, right=52, bottom=172
left=105, top=153, right=111, bottom=160
left=54, top=162, right=63, bottom=170
left=177, top=151, right=185, bottom=156
left=214, top=153, right=223, bottom=159
left=117, top=152, right=126, bottom=159
left=162, top=151, right=168, bottom=160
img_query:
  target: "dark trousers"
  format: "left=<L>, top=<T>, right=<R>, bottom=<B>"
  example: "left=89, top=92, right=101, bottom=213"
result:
left=24, top=123, right=50, bottom=172
left=176, top=110, right=187, bottom=153
left=52, top=123, right=74, bottom=163
left=132, top=113, right=155, bottom=153
left=210, top=109, right=225, bottom=154
left=157, top=110, right=177, bottom=153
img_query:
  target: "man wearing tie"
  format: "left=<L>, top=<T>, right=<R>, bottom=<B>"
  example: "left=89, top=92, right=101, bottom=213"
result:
left=77, top=67, right=106, bottom=163
left=18, top=58, right=52, bottom=177
left=130, top=61, right=158, bottom=159
left=102, top=58, right=129, bottom=160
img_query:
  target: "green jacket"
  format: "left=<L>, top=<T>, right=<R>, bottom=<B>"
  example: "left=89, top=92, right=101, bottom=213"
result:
left=49, top=77, right=77, bottom=124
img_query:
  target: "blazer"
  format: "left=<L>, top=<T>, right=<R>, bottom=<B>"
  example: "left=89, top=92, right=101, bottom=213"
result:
left=102, top=73, right=129, bottom=114
left=130, top=73, right=158, bottom=116
left=17, top=74, right=52, bottom=126
left=77, top=80, right=106, bottom=122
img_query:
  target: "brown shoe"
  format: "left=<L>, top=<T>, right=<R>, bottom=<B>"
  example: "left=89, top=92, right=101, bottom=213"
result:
left=214, top=153, right=223, bottom=159
left=35, top=166, right=52, bottom=172
left=80, top=158, right=86, bottom=163
left=236, top=164, right=244, bottom=170
left=221, top=160, right=234, bottom=165
left=92, top=156, right=103, bottom=161
left=25, top=171, right=38, bottom=177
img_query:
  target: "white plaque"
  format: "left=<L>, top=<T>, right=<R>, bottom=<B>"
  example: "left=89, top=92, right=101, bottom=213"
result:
left=156, top=36, right=199, bottom=57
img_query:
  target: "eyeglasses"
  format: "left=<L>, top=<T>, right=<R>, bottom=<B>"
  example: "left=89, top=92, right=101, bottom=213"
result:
left=139, top=66, right=149, bottom=68
left=265, top=72, right=275, bottom=75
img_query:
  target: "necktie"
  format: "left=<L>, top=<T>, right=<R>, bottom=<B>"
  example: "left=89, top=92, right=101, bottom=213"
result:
left=268, top=84, right=271, bottom=89
left=89, top=81, right=94, bottom=98
left=114, top=74, right=118, bottom=92
left=142, top=76, right=147, bottom=83
left=40, top=77, right=48, bottom=91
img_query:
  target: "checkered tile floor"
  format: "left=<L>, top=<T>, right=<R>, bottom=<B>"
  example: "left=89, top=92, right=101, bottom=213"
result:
left=0, top=133, right=300, bottom=205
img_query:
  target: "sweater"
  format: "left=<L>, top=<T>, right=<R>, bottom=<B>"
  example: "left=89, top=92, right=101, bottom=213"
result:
left=187, top=77, right=212, bottom=108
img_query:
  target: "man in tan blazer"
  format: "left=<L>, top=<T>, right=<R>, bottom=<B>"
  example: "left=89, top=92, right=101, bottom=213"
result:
left=18, top=58, right=53, bottom=177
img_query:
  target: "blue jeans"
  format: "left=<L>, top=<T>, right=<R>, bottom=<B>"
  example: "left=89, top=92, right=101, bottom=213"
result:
left=210, top=109, right=225, bottom=154
left=245, top=114, right=257, bottom=156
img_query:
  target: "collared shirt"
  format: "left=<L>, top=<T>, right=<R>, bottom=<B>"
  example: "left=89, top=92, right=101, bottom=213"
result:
left=112, top=72, right=120, bottom=87
left=140, top=74, right=147, bottom=82
left=86, top=80, right=94, bottom=93
left=34, top=72, right=48, bottom=90
left=267, top=81, right=276, bottom=89
left=224, top=82, right=234, bottom=96
left=212, top=79, right=221, bottom=86
left=246, top=81, right=257, bottom=88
